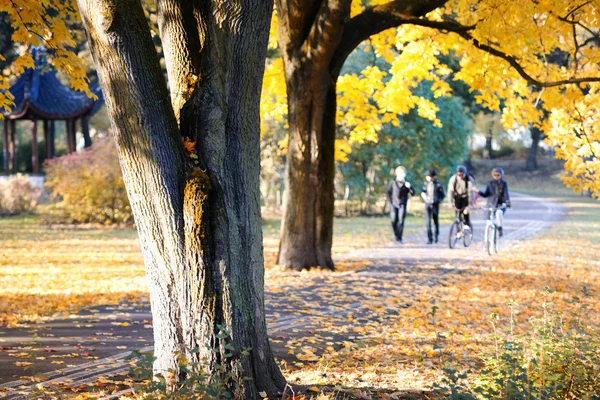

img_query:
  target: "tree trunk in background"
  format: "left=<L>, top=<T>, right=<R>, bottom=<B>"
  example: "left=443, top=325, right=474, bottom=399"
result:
left=275, top=0, right=451, bottom=270
left=484, top=130, right=494, bottom=159
left=77, top=0, right=285, bottom=396
left=277, top=69, right=337, bottom=270
left=527, top=125, right=543, bottom=171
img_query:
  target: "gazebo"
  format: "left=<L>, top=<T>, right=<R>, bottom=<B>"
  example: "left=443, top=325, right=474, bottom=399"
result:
left=1, top=47, right=104, bottom=174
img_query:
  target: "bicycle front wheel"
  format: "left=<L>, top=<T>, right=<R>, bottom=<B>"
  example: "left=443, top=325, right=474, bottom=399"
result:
left=486, top=225, right=496, bottom=256
left=463, top=225, right=473, bottom=247
left=494, top=228, right=500, bottom=253
left=449, top=221, right=459, bottom=249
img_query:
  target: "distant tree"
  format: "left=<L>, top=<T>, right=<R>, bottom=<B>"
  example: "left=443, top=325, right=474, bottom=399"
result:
left=339, top=82, right=469, bottom=213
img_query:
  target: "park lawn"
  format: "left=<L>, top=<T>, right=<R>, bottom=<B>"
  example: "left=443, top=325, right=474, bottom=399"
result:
left=280, top=193, right=600, bottom=396
left=0, top=206, right=450, bottom=326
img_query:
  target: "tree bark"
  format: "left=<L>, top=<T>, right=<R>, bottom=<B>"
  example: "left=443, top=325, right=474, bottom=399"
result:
left=275, top=0, right=348, bottom=271
left=484, top=130, right=493, bottom=159
left=276, top=60, right=338, bottom=270
left=76, top=0, right=284, bottom=397
left=527, top=125, right=542, bottom=171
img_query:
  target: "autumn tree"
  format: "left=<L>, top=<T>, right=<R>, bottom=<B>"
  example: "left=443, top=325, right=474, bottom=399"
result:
left=264, top=0, right=600, bottom=270
left=1, top=0, right=285, bottom=396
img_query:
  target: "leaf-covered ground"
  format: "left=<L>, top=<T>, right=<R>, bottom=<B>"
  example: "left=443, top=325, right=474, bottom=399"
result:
left=0, top=187, right=598, bottom=398
left=267, top=194, right=600, bottom=397
left=0, top=204, right=449, bottom=327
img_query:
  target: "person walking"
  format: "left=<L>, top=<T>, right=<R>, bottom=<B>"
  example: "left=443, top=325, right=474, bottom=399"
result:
left=421, top=168, right=445, bottom=244
left=447, top=165, right=474, bottom=231
left=386, top=166, right=415, bottom=243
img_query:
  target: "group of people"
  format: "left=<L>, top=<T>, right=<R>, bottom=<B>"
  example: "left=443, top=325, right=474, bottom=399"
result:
left=386, top=165, right=511, bottom=244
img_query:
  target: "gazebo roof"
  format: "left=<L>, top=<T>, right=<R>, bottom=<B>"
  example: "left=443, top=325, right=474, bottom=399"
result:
left=3, top=47, right=104, bottom=120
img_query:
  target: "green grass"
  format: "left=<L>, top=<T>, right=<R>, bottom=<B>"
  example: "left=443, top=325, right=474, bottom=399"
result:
left=471, top=159, right=575, bottom=197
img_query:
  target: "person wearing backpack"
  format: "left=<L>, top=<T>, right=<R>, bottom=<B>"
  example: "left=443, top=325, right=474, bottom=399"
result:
left=386, top=166, right=415, bottom=243
left=447, top=165, right=474, bottom=232
left=421, top=168, right=446, bottom=244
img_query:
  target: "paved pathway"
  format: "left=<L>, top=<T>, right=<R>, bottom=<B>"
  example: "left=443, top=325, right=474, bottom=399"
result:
left=0, top=192, right=565, bottom=398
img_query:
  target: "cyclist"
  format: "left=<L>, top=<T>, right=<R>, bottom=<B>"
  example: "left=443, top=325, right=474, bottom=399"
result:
left=447, top=165, right=474, bottom=232
left=386, top=166, right=415, bottom=244
left=474, top=167, right=511, bottom=236
left=421, top=168, right=445, bottom=244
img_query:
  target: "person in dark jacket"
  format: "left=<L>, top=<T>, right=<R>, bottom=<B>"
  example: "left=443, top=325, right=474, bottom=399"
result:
left=474, top=167, right=511, bottom=236
left=387, top=166, right=415, bottom=243
left=421, top=168, right=445, bottom=244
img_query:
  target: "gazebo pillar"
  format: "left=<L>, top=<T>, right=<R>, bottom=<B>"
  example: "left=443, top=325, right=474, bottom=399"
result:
left=9, top=119, right=16, bottom=174
left=49, top=120, right=56, bottom=158
left=66, top=119, right=74, bottom=153
left=2, top=119, right=8, bottom=173
left=31, top=120, right=39, bottom=174
left=82, top=116, right=92, bottom=148
left=43, top=120, right=50, bottom=160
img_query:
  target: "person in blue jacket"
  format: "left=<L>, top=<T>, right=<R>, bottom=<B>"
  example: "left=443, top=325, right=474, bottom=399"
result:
left=474, top=167, right=511, bottom=236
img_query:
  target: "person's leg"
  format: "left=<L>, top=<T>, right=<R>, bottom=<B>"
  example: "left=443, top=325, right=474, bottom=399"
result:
left=397, top=204, right=407, bottom=242
left=457, top=197, right=472, bottom=229
left=497, top=208, right=505, bottom=236
left=432, top=203, right=440, bottom=242
left=425, top=204, right=433, bottom=243
left=390, top=205, right=400, bottom=240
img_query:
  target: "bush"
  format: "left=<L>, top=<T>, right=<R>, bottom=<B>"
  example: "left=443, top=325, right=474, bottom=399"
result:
left=436, top=294, right=600, bottom=399
left=44, top=138, right=132, bottom=224
left=0, top=174, right=42, bottom=215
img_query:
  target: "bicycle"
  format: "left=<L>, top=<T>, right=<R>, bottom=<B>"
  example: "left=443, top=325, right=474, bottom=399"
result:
left=481, top=203, right=508, bottom=256
left=448, top=207, right=473, bottom=249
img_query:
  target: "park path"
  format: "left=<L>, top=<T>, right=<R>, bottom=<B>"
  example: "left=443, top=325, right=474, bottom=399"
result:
left=0, top=192, right=565, bottom=398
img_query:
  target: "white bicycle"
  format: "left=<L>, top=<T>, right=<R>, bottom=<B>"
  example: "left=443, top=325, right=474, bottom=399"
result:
left=481, top=203, right=508, bottom=256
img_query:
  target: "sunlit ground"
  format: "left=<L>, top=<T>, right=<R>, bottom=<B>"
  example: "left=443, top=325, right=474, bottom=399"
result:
left=0, top=172, right=598, bottom=397
left=0, top=203, right=451, bottom=326
left=272, top=194, right=600, bottom=395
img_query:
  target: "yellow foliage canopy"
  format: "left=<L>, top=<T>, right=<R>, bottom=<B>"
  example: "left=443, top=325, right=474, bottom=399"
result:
left=2, top=0, right=598, bottom=195
left=0, top=0, right=92, bottom=114
left=262, top=0, right=600, bottom=195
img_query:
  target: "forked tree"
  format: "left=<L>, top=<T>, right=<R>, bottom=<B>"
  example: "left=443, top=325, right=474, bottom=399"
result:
left=75, top=0, right=285, bottom=396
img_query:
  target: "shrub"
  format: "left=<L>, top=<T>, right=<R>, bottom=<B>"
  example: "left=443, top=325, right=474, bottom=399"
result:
left=44, top=137, right=132, bottom=224
left=436, top=295, right=600, bottom=399
left=0, top=174, right=42, bottom=215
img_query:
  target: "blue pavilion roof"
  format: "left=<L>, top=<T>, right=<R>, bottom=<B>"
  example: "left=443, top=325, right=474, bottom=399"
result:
left=3, top=47, right=104, bottom=120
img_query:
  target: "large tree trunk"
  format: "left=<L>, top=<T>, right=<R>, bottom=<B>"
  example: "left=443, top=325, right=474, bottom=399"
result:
left=275, top=0, right=348, bottom=271
left=527, top=125, right=543, bottom=171
left=277, top=71, right=337, bottom=270
left=77, top=0, right=285, bottom=397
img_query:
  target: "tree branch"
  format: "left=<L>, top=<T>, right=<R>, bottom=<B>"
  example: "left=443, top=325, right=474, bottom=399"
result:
left=301, top=0, right=351, bottom=72
left=334, top=4, right=600, bottom=88
left=330, top=0, right=450, bottom=77
left=451, top=28, right=600, bottom=88
left=276, top=0, right=321, bottom=54
left=155, top=0, right=206, bottom=122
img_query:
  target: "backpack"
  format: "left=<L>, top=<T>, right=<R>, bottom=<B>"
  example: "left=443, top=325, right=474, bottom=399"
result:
left=453, top=174, right=473, bottom=198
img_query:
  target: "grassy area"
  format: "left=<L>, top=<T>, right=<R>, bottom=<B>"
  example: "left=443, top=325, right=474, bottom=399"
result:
left=0, top=206, right=454, bottom=326
left=0, top=214, right=146, bottom=326
left=471, top=159, right=576, bottom=196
